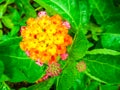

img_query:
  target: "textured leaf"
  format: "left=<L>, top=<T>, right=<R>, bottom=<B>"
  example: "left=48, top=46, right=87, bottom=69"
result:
left=100, top=84, right=119, bottom=90
left=69, top=29, right=88, bottom=60
left=14, top=0, right=26, bottom=17
left=70, top=73, right=89, bottom=90
left=56, top=61, right=78, bottom=90
left=0, top=0, right=15, bottom=18
left=0, top=37, right=21, bottom=46
left=10, top=9, right=21, bottom=22
left=9, top=26, right=20, bottom=36
left=0, top=4, right=7, bottom=18
left=34, top=0, right=91, bottom=31
left=89, top=0, right=117, bottom=24
left=20, top=0, right=36, bottom=18
left=84, top=54, right=120, bottom=84
left=0, top=37, right=45, bottom=82
left=85, top=81, right=99, bottom=90
left=101, top=16, right=120, bottom=33
left=101, top=33, right=120, bottom=51
left=87, top=49, right=120, bottom=55
left=2, top=16, right=14, bottom=29
left=7, top=9, right=21, bottom=36
left=79, top=0, right=91, bottom=26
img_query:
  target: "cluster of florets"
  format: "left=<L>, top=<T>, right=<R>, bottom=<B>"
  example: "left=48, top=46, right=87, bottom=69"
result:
left=76, top=61, right=86, bottom=72
left=36, top=62, right=62, bottom=83
left=20, top=11, right=72, bottom=65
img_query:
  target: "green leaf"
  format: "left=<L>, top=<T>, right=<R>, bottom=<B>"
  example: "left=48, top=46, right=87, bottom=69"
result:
left=34, top=0, right=91, bottom=31
left=88, top=23, right=102, bottom=41
left=0, top=0, right=14, bottom=18
left=79, top=0, right=91, bottom=26
left=0, top=4, right=7, bottom=18
left=0, top=37, right=21, bottom=46
left=0, top=75, right=10, bottom=82
left=56, top=61, right=78, bottom=90
left=0, top=0, right=5, bottom=4
left=0, top=82, right=11, bottom=90
left=101, top=33, right=120, bottom=51
left=10, top=9, right=21, bottom=22
left=84, top=54, right=120, bottom=84
left=100, top=84, right=119, bottom=90
left=6, top=0, right=15, bottom=4
left=20, top=0, right=36, bottom=18
left=0, top=37, right=45, bottom=82
left=2, top=16, right=14, bottom=29
left=14, top=0, right=25, bottom=16
left=89, top=0, right=116, bottom=24
left=34, top=0, right=57, bottom=15
left=101, top=16, right=120, bottom=33
left=85, top=81, right=99, bottom=90
left=69, top=29, right=88, bottom=60
left=0, top=60, right=4, bottom=78
left=9, top=26, right=20, bottom=36
left=27, top=78, right=55, bottom=90
left=70, top=73, right=89, bottom=90
left=0, top=22, right=2, bottom=28
left=87, top=49, right=120, bottom=55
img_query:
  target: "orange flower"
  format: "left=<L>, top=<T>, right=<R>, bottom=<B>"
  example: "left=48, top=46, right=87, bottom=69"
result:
left=56, top=45, right=66, bottom=54
left=64, top=35, right=72, bottom=46
left=20, top=11, right=72, bottom=65
left=27, top=18, right=35, bottom=25
left=50, top=14, right=62, bottom=25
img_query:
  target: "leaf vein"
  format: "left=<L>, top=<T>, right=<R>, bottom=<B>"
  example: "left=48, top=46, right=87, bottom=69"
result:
left=0, top=55, right=30, bottom=60
left=86, top=59, right=120, bottom=70
left=50, top=0, right=77, bottom=28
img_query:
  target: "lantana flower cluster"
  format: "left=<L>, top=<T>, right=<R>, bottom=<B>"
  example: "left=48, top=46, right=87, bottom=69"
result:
left=20, top=11, right=72, bottom=65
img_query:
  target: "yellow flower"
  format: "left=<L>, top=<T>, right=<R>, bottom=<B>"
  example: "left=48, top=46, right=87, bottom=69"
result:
left=37, top=15, right=50, bottom=29
left=45, top=34, right=54, bottom=45
left=40, top=51, right=51, bottom=63
left=45, top=24, right=57, bottom=34
left=47, top=44, right=57, bottom=55
left=50, top=14, right=62, bottom=25
left=37, top=32, right=47, bottom=41
left=20, top=11, right=72, bottom=64
left=27, top=18, right=35, bottom=25
left=54, top=34, right=64, bottom=45
left=37, top=42, right=47, bottom=52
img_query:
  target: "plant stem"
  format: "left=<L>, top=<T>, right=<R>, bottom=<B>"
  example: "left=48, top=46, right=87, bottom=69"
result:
left=35, top=7, right=43, bottom=11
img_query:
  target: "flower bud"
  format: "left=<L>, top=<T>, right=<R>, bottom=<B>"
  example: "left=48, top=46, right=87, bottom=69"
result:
left=76, top=61, right=86, bottom=72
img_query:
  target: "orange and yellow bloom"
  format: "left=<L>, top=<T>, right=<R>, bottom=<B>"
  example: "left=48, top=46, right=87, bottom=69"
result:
left=20, top=11, right=72, bottom=65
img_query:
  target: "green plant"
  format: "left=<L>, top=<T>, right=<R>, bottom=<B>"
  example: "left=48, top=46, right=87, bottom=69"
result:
left=0, top=0, right=120, bottom=90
